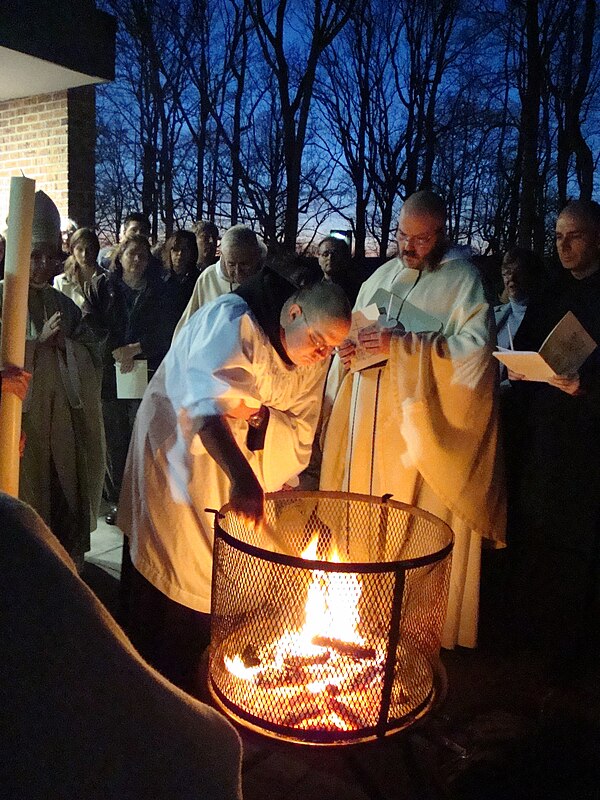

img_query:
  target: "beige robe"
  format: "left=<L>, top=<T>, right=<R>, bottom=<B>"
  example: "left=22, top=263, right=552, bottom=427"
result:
left=0, top=283, right=105, bottom=562
left=119, top=293, right=327, bottom=613
left=320, top=253, right=506, bottom=648
left=172, top=258, right=234, bottom=339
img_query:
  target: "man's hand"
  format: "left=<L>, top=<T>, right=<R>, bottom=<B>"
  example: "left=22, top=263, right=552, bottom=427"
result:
left=113, top=342, right=142, bottom=374
left=547, top=372, right=580, bottom=396
left=507, top=368, right=525, bottom=381
left=197, top=414, right=265, bottom=525
left=227, top=400, right=261, bottom=421
left=337, top=338, right=356, bottom=369
left=357, top=323, right=393, bottom=357
left=39, top=311, right=62, bottom=343
left=229, top=472, right=265, bottom=525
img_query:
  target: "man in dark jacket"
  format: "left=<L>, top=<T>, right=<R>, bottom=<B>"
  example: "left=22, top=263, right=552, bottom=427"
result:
left=510, top=199, right=600, bottom=666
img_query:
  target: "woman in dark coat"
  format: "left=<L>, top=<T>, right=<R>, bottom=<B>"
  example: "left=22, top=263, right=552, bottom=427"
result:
left=84, top=235, right=180, bottom=517
left=161, top=230, right=199, bottom=318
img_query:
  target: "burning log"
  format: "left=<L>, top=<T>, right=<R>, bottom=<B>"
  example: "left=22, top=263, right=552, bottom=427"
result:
left=345, top=663, right=385, bottom=691
left=282, top=693, right=325, bottom=726
left=255, top=663, right=315, bottom=688
left=326, top=697, right=364, bottom=729
left=311, top=636, right=376, bottom=661
left=283, top=651, right=330, bottom=668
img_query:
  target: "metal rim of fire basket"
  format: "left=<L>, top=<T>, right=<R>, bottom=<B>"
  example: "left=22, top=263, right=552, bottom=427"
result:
left=214, top=490, right=454, bottom=572
left=207, top=656, right=447, bottom=747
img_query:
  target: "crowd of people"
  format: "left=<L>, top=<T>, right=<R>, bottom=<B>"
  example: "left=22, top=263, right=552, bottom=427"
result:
left=1, top=188, right=599, bottom=695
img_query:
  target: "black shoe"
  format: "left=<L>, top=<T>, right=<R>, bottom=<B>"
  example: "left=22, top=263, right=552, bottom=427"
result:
left=105, top=506, right=118, bottom=526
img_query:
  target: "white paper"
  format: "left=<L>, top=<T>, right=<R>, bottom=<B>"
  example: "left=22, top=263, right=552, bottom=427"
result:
left=115, top=359, right=148, bottom=399
left=493, top=311, right=597, bottom=382
left=348, top=290, right=443, bottom=373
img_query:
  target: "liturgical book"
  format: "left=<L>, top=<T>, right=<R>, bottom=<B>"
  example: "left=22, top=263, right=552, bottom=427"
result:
left=493, top=311, right=597, bottom=381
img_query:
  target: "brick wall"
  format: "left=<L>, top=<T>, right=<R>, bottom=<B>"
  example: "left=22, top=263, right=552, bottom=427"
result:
left=0, top=87, right=95, bottom=231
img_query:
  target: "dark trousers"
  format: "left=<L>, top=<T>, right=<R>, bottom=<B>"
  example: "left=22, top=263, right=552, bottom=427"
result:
left=123, top=546, right=211, bottom=696
left=102, top=398, right=140, bottom=505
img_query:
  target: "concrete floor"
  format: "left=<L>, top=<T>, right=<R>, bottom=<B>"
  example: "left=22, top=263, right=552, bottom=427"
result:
left=82, top=524, right=600, bottom=800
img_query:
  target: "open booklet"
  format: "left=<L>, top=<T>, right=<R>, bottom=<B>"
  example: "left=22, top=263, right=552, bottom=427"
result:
left=493, top=311, right=597, bottom=381
left=348, top=288, right=443, bottom=373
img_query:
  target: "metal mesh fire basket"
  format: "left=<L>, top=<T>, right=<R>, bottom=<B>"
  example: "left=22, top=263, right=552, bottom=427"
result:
left=208, top=491, right=453, bottom=746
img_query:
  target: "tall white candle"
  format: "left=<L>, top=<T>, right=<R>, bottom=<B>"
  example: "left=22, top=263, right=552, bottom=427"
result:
left=0, top=176, right=36, bottom=496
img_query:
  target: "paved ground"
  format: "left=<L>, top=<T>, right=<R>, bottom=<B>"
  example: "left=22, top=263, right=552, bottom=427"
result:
left=84, top=522, right=600, bottom=799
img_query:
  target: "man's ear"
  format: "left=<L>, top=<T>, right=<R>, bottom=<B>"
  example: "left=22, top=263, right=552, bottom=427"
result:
left=287, top=302, right=302, bottom=321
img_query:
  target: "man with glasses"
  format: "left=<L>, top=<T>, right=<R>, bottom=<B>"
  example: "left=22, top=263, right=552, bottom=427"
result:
left=320, top=190, right=505, bottom=650
left=118, top=258, right=351, bottom=692
left=317, top=235, right=365, bottom=306
left=509, top=200, right=600, bottom=666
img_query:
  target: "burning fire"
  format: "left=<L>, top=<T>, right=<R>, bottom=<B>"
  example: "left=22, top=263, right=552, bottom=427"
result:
left=223, top=534, right=386, bottom=731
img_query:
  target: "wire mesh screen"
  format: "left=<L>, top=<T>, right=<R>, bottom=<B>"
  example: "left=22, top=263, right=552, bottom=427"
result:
left=208, top=491, right=453, bottom=745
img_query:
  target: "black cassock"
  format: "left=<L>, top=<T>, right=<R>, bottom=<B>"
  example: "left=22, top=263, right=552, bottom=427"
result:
left=510, top=268, right=600, bottom=646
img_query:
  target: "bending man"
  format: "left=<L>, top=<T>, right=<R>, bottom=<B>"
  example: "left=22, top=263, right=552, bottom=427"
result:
left=118, top=259, right=351, bottom=692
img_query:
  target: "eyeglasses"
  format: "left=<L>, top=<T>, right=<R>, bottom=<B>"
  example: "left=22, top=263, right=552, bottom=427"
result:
left=301, top=311, right=333, bottom=358
left=397, top=229, right=441, bottom=247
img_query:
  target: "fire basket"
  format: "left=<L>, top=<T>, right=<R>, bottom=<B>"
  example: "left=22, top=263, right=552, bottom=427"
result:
left=208, top=491, right=453, bottom=746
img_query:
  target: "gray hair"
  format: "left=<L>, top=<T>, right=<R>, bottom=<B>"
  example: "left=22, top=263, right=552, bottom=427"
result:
left=192, top=219, right=219, bottom=237
left=220, top=224, right=262, bottom=257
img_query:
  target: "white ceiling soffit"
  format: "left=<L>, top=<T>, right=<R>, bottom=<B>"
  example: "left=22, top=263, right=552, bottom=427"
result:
left=0, top=46, right=107, bottom=103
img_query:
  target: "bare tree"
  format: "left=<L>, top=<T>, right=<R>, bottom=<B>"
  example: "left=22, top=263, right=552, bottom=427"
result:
left=245, top=0, right=356, bottom=249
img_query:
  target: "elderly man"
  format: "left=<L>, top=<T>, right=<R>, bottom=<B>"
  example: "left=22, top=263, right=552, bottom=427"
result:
left=510, top=200, right=600, bottom=661
left=192, top=219, right=219, bottom=273
left=118, top=261, right=351, bottom=691
left=173, top=224, right=264, bottom=338
left=317, top=235, right=364, bottom=306
left=320, top=190, right=505, bottom=649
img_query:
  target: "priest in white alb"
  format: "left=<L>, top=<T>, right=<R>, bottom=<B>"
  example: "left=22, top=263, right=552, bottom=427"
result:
left=320, top=191, right=506, bottom=649
left=118, top=260, right=351, bottom=692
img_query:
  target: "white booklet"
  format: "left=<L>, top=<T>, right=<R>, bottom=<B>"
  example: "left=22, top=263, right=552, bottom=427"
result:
left=493, top=311, right=597, bottom=381
left=115, top=359, right=148, bottom=399
left=348, top=289, right=443, bottom=373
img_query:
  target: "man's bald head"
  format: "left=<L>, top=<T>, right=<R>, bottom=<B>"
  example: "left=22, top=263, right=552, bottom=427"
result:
left=287, top=281, right=352, bottom=326
left=401, top=190, right=446, bottom=225
left=280, top=281, right=351, bottom=367
left=397, top=191, right=447, bottom=271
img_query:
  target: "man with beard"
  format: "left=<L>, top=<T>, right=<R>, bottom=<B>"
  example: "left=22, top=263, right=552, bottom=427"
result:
left=320, top=190, right=505, bottom=649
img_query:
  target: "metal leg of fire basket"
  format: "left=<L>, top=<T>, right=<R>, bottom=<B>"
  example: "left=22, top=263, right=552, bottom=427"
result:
left=339, top=659, right=467, bottom=800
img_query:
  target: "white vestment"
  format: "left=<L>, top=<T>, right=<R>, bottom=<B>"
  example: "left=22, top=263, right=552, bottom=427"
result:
left=320, top=252, right=506, bottom=649
left=119, top=293, right=327, bottom=613
left=172, top=259, right=235, bottom=339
